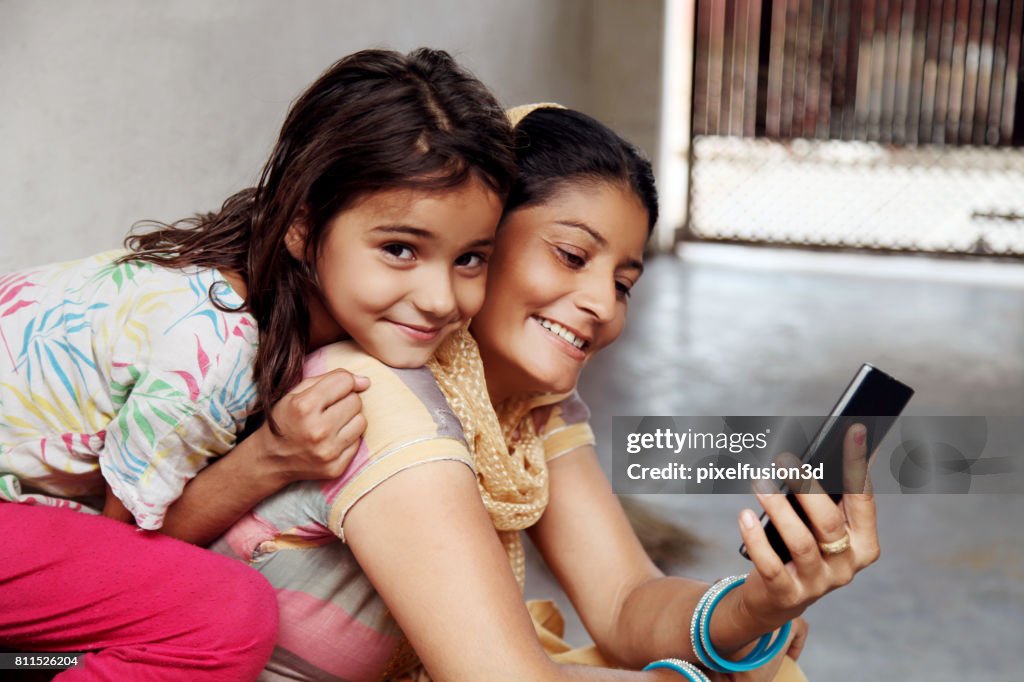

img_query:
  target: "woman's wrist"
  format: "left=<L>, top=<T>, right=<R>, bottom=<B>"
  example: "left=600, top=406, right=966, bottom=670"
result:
left=694, top=576, right=791, bottom=674
left=705, top=582, right=792, bottom=658
left=729, top=581, right=796, bottom=636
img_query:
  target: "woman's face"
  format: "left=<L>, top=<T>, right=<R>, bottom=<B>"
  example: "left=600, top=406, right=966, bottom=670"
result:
left=471, top=181, right=648, bottom=400
left=290, top=177, right=503, bottom=367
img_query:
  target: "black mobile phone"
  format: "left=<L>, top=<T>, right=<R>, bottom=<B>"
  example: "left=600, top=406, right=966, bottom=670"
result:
left=739, top=363, right=914, bottom=563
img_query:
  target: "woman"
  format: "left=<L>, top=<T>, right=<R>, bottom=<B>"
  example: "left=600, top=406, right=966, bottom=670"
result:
left=212, top=105, right=879, bottom=681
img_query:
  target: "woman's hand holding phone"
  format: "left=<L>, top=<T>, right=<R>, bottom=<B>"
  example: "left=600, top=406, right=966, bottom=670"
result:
left=734, top=422, right=882, bottom=629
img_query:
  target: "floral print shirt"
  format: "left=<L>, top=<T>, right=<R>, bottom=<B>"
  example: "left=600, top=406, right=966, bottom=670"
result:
left=0, top=250, right=258, bottom=529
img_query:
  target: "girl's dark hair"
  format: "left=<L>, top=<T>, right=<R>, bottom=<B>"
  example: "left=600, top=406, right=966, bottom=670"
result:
left=124, top=48, right=515, bottom=430
left=505, top=107, right=658, bottom=233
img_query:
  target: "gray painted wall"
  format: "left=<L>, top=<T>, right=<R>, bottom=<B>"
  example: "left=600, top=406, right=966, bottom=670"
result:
left=2, top=0, right=663, bottom=273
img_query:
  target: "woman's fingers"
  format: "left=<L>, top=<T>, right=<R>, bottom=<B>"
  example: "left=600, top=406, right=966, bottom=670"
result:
left=772, top=451, right=848, bottom=554
left=753, top=487, right=824, bottom=576
left=842, top=422, right=869, bottom=495
left=734, top=424, right=884, bottom=631
left=838, top=422, right=882, bottom=567
left=789, top=489, right=845, bottom=546
left=738, top=506, right=794, bottom=596
left=784, top=423, right=876, bottom=571
left=840, top=421, right=879, bottom=532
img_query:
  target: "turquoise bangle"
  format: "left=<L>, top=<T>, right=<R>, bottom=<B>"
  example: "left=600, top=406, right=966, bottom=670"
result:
left=691, top=575, right=792, bottom=674
left=643, top=658, right=711, bottom=681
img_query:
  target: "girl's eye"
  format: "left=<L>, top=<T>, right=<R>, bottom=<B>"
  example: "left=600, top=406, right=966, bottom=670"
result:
left=616, top=281, right=633, bottom=299
left=555, top=247, right=586, bottom=268
left=455, top=252, right=487, bottom=269
left=382, top=243, right=415, bottom=261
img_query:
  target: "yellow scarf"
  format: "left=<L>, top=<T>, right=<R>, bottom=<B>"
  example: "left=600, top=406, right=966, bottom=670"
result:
left=427, top=327, right=566, bottom=588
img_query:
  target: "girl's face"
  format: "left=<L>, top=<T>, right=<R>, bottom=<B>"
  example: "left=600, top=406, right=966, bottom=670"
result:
left=471, top=182, right=648, bottom=401
left=291, top=177, right=503, bottom=367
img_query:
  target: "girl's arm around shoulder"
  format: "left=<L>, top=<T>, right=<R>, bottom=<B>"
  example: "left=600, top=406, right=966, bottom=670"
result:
left=115, top=368, right=368, bottom=546
left=343, top=459, right=680, bottom=682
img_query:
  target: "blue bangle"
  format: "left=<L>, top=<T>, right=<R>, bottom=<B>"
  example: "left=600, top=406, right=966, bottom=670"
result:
left=643, top=658, right=711, bottom=681
left=690, top=575, right=792, bottom=674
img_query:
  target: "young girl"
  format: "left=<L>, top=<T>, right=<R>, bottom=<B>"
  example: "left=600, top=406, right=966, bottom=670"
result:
left=207, top=105, right=879, bottom=681
left=0, top=48, right=514, bottom=680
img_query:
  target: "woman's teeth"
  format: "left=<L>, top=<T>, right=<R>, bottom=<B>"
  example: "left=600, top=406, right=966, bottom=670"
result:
left=534, top=316, right=585, bottom=349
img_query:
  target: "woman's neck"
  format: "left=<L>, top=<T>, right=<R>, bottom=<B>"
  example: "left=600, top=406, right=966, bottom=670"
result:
left=482, top=362, right=512, bottom=407
left=476, top=337, right=527, bottom=408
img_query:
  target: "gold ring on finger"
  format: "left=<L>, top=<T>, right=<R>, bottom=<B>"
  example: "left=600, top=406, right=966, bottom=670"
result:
left=818, top=533, right=851, bottom=555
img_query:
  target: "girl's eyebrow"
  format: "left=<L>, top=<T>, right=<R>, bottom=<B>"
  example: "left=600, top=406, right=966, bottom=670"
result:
left=372, top=225, right=434, bottom=239
left=554, top=219, right=644, bottom=274
left=374, top=225, right=494, bottom=250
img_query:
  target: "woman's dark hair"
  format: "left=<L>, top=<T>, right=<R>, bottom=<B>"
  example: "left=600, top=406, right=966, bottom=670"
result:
left=506, top=107, right=658, bottom=233
left=123, top=48, right=515, bottom=431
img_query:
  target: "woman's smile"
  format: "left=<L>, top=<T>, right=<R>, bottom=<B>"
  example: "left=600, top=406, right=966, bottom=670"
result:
left=530, top=315, right=589, bottom=359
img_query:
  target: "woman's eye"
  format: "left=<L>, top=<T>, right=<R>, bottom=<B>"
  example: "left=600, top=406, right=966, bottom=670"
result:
left=382, top=243, right=415, bottom=261
left=455, top=252, right=487, bottom=268
left=556, top=247, right=586, bottom=268
left=615, top=281, right=633, bottom=299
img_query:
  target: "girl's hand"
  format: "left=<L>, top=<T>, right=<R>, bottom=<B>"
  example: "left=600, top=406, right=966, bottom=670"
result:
left=736, top=422, right=881, bottom=628
left=255, top=369, right=370, bottom=485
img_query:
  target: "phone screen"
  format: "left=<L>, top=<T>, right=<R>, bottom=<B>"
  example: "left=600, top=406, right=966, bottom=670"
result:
left=739, top=364, right=914, bottom=563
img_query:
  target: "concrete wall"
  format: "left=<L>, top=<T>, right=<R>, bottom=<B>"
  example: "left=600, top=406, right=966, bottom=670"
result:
left=2, top=0, right=669, bottom=273
left=588, top=0, right=665, bottom=171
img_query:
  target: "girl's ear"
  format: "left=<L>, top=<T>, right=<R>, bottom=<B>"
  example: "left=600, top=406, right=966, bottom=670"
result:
left=284, top=219, right=309, bottom=261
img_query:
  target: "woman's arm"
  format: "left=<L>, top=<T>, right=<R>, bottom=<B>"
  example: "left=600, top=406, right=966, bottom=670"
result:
left=528, top=424, right=879, bottom=669
left=105, top=369, right=368, bottom=545
left=343, top=460, right=681, bottom=682
left=527, top=444, right=753, bottom=668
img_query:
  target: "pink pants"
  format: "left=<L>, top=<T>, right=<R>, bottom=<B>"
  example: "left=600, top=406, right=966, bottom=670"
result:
left=0, top=503, right=279, bottom=681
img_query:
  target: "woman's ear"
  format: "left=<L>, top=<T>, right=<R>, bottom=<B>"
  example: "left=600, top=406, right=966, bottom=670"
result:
left=284, top=219, right=309, bottom=261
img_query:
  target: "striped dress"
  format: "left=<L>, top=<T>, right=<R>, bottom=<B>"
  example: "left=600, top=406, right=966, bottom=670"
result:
left=210, top=342, right=596, bottom=682
left=0, top=250, right=258, bottom=529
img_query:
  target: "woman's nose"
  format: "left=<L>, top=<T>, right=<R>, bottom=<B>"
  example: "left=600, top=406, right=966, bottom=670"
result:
left=577, top=270, right=617, bottom=323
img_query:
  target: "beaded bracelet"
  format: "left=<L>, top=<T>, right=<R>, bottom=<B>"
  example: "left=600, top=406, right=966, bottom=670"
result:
left=643, top=658, right=711, bottom=681
left=691, top=575, right=792, bottom=674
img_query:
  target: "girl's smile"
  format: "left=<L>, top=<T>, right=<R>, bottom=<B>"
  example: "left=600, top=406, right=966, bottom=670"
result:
left=289, top=177, right=503, bottom=367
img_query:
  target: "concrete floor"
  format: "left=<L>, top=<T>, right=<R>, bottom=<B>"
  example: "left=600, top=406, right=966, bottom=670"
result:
left=523, top=246, right=1024, bottom=681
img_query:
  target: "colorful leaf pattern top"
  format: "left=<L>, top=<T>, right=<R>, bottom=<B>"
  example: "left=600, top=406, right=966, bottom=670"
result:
left=0, top=250, right=258, bottom=529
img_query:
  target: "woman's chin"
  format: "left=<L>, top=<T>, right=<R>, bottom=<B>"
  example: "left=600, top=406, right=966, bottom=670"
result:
left=519, top=364, right=581, bottom=396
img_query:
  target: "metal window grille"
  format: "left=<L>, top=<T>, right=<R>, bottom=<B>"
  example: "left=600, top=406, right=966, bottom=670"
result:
left=686, top=0, right=1024, bottom=257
